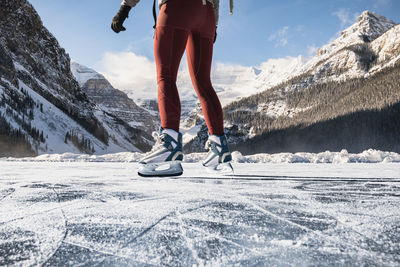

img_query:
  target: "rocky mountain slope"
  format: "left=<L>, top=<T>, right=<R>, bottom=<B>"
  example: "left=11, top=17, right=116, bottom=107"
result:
left=308, top=11, right=396, bottom=78
left=185, top=11, right=400, bottom=154
left=71, top=62, right=158, bottom=132
left=0, top=0, right=152, bottom=156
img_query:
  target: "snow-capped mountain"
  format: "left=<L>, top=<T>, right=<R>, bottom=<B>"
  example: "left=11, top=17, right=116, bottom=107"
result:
left=0, top=0, right=152, bottom=156
left=186, top=11, right=400, bottom=154
left=229, top=11, right=399, bottom=121
left=317, top=11, right=395, bottom=55
left=247, top=11, right=399, bottom=121
left=71, top=62, right=158, bottom=131
left=302, top=11, right=396, bottom=82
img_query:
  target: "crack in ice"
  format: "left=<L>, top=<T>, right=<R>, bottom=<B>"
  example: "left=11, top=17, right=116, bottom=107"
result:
left=61, top=240, right=153, bottom=265
left=175, top=210, right=202, bottom=266
left=236, top=192, right=374, bottom=254
left=0, top=202, right=87, bottom=226
left=40, top=187, right=69, bottom=266
left=0, top=188, right=16, bottom=202
left=188, top=225, right=266, bottom=258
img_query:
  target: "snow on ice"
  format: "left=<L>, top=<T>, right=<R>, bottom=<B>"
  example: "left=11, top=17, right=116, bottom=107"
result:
left=0, top=153, right=400, bottom=266
left=2, top=149, right=400, bottom=163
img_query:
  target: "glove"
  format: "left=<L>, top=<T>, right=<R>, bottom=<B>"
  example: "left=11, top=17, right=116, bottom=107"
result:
left=214, top=27, right=217, bottom=43
left=111, top=5, right=132, bottom=33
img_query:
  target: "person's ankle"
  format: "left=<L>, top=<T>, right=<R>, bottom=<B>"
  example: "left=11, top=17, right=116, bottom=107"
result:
left=162, top=128, right=179, bottom=142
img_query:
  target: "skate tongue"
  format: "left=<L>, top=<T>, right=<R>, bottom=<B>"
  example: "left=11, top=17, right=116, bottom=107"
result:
left=208, top=135, right=221, bottom=145
left=162, top=128, right=179, bottom=142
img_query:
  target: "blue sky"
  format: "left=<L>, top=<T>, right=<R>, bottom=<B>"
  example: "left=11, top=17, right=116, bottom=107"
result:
left=29, top=0, right=400, bottom=69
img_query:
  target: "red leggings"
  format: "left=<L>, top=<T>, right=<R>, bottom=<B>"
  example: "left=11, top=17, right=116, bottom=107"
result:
left=154, top=0, right=224, bottom=135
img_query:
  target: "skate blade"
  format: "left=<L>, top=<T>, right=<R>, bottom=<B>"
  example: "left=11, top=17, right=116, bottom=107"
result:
left=205, top=162, right=234, bottom=176
left=138, top=161, right=183, bottom=177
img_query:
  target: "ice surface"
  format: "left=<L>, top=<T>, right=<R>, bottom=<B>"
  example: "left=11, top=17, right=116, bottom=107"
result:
left=0, top=162, right=399, bottom=266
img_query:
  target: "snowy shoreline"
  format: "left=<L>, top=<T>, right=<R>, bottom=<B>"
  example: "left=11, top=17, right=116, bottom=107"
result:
left=1, top=149, right=400, bottom=164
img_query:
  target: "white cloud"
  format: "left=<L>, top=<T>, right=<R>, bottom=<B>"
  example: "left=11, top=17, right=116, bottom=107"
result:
left=333, top=8, right=352, bottom=29
left=268, top=26, right=289, bottom=47
left=330, top=9, right=361, bottom=42
left=97, top=51, right=157, bottom=101
left=97, top=51, right=201, bottom=104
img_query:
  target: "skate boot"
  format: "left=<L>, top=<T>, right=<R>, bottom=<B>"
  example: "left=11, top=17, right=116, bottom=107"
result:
left=202, top=134, right=233, bottom=175
left=138, top=128, right=184, bottom=177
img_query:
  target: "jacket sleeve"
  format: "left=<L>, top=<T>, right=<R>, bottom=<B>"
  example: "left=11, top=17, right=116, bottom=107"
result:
left=213, top=0, right=220, bottom=26
left=121, top=0, right=140, bottom=7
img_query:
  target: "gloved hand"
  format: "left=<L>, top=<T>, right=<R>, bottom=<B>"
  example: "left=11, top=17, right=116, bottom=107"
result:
left=214, top=27, right=217, bottom=43
left=111, top=5, right=132, bottom=33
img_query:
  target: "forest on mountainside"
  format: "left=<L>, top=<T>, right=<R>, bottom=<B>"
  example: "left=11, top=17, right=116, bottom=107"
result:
left=233, top=101, right=400, bottom=154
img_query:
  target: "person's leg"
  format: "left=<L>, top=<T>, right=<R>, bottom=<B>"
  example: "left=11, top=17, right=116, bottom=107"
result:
left=186, top=31, right=224, bottom=136
left=138, top=25, right=187, bottom=176
left=186, top=37, right=232, bottom=168
left=154, top=17, right=189, bottom=132
left=185, top=3, right=232, bottom=171
left=154, top=26, right=188, bottom=132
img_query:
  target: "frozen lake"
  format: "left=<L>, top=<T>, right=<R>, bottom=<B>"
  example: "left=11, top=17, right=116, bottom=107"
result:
left=0, top=162, right=399, bottom=266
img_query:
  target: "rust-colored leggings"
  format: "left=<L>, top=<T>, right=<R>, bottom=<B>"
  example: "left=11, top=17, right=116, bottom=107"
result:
left=154, top=0, right=223, bottom=135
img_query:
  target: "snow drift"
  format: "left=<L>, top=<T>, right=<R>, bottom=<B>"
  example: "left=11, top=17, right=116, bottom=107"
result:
left=2, top=149, right=400, bottom=164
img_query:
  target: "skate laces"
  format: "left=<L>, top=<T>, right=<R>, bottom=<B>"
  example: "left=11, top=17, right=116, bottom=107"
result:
left=204, top=140, right=212, bottom=150
left=205, top=139, right=219, bottom=153
left=150, top=131, right=167, bottom=151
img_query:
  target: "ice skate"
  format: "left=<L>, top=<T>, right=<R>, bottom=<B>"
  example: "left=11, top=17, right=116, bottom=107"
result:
left=202, top=134, right=234, bottom=175
left=138, top=128, right=184, bottom=177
